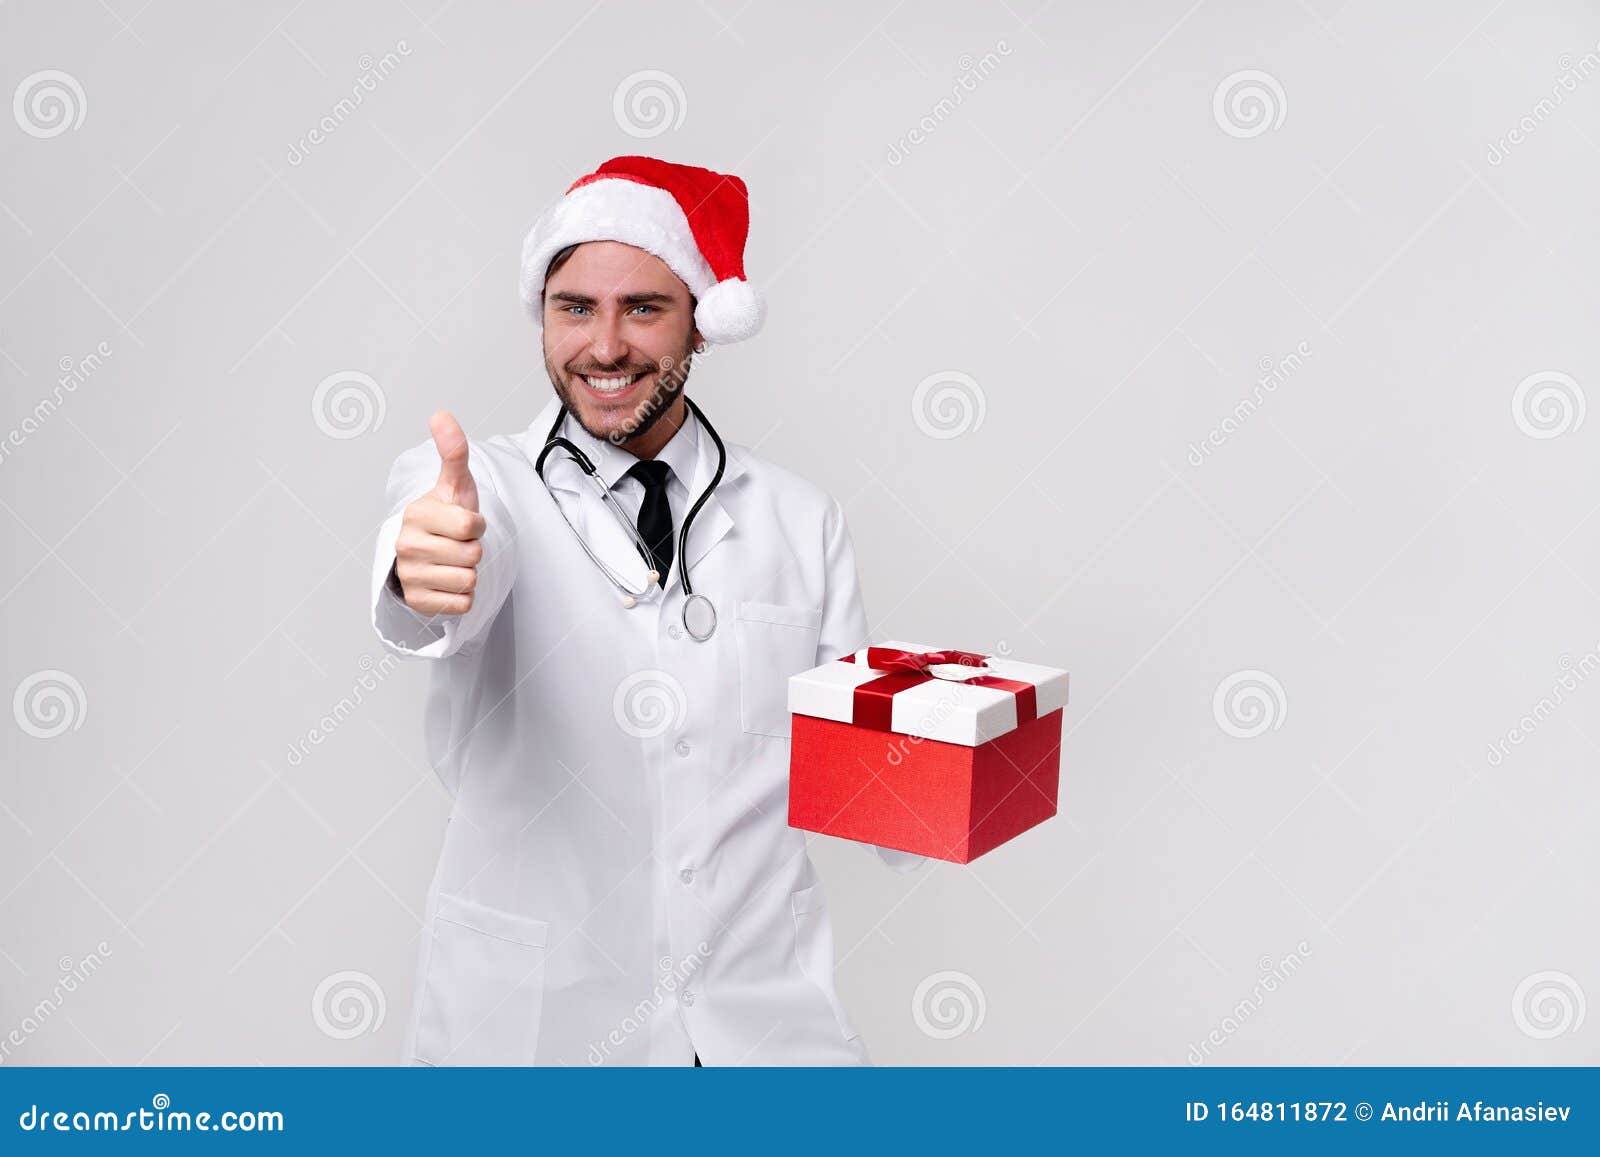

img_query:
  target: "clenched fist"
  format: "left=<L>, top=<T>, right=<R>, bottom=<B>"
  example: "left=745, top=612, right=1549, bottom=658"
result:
left=392, top=412, right=487, bottom=617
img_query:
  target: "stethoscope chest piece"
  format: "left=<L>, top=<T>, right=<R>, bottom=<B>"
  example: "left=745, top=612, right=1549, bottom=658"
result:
left=683, top=593, right=717, bottom=641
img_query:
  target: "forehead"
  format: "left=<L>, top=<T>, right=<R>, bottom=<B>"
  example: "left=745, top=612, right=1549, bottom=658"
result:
left=547, top=240, right=688, bottom=295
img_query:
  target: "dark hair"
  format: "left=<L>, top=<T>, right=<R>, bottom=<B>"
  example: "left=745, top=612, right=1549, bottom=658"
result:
left=545, top=243, right=580, bottom=282
left=542, top=243, right=697, bottom=311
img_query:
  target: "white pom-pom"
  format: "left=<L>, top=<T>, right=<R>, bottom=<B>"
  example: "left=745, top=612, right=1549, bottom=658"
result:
left=694, top=278, right=766, bottom=344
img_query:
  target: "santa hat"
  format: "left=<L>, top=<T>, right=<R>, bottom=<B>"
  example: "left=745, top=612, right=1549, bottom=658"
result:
left=518, top=155, right=765, bottom=345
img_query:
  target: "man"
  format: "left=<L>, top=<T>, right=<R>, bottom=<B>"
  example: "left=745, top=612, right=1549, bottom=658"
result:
left=370, top=156, right=922, bottom=1067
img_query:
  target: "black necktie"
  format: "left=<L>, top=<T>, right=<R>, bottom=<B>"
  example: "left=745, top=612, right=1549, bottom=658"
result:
left=624, top=459, right=673, bottom=585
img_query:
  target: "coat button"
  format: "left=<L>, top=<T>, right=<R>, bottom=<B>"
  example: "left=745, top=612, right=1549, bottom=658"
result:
left=674, top=740, right=691, bottom=757
left=668, top=624, right=682, bottom=639
left=679, top=868, right=694, bottom=884
left=681, top=990, right=695, bottom=1006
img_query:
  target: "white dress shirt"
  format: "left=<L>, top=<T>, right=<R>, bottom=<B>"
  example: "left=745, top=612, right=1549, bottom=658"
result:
left=554, top=402, right=701, bottom=574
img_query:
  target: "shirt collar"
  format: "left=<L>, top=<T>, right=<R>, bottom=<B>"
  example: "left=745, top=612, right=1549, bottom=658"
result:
left=557, top=403, right=701, bottom=493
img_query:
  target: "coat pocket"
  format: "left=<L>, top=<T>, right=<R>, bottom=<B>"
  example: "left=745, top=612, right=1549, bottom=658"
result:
left=735, top=601, right=822, bottom=738
left=790, top=884, right=860, bottom=1042
left=413, top=892, right=550, bottom=1066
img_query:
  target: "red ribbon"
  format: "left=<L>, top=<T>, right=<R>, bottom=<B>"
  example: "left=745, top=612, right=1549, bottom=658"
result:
left=861, top=647, right=990, bottom=674
left=840, top=648, right=1037, bottom=733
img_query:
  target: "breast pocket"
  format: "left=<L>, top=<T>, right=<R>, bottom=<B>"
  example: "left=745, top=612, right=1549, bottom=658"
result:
left=735, top=600, right=822, bottom=738
left=413, top=892, right=549, bottom=1066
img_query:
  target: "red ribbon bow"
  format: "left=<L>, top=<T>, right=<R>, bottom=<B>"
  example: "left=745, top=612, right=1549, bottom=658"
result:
left=862, top=647, right=992, bottom=675
left=840, top=648, right=1038, bottom=734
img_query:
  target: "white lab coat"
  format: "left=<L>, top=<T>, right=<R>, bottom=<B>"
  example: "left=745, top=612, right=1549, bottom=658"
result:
left=369, top=392, right=921, bottom=1066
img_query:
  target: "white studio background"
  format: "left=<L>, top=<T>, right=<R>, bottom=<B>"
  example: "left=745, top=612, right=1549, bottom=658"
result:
left=1, top=0, right=1597, bottom=1065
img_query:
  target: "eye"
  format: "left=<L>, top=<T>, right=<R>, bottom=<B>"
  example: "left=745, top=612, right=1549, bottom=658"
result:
left=563, top=305, right=591, bottom=317
left=628, top=304, right=658, bottom=316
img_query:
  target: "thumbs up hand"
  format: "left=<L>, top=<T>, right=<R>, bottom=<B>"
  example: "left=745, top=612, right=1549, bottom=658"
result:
left=393, top=412, right=489, bottom=617
left=429, top=411, right=478, bottom=513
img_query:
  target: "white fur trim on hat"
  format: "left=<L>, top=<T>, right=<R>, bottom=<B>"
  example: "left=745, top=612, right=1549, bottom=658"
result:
left=520, top=178, right=716, bottom=322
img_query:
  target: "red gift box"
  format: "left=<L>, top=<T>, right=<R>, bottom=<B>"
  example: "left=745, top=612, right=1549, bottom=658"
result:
left=787, top=643, right=1068, bottom=864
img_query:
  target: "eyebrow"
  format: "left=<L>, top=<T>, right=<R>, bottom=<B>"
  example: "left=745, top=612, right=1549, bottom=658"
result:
left=547, top=290, right=678, bottom=307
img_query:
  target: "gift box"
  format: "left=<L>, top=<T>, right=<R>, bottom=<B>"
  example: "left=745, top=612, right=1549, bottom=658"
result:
left=787, top=642, right=1069, bottom=864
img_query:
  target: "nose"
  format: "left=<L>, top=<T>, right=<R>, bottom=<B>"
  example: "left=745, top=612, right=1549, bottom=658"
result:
left=588, top=312, right=629, bottom=368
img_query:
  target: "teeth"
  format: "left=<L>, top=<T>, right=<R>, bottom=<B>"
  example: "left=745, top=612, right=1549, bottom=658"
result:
left=583, top=373, right=640, bottom=392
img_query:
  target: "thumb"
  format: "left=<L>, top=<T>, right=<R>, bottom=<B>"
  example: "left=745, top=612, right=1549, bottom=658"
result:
left=429, top=411, right=478, bottom=512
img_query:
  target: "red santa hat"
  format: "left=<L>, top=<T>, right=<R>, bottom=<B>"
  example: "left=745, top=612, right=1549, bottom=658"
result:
left=519, top=155, right=766, bottom=345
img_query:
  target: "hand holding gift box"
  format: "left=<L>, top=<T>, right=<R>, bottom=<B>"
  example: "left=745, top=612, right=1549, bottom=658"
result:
left=787, top=642, right=1069, bottom=864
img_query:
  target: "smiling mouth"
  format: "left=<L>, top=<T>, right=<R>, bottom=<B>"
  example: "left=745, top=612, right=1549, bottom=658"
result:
left=577, top=370, right=652, bottom=395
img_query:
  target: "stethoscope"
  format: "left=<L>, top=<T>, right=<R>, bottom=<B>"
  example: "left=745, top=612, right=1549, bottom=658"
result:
left=533, top=395, right=726, bottom=641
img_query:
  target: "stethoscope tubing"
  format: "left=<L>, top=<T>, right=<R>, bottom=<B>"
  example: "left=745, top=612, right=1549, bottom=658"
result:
left=533, top=395, right=727, bottom=637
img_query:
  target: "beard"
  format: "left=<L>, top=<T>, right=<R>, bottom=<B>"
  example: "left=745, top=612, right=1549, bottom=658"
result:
left=545, top=328, right=698, bottom=448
